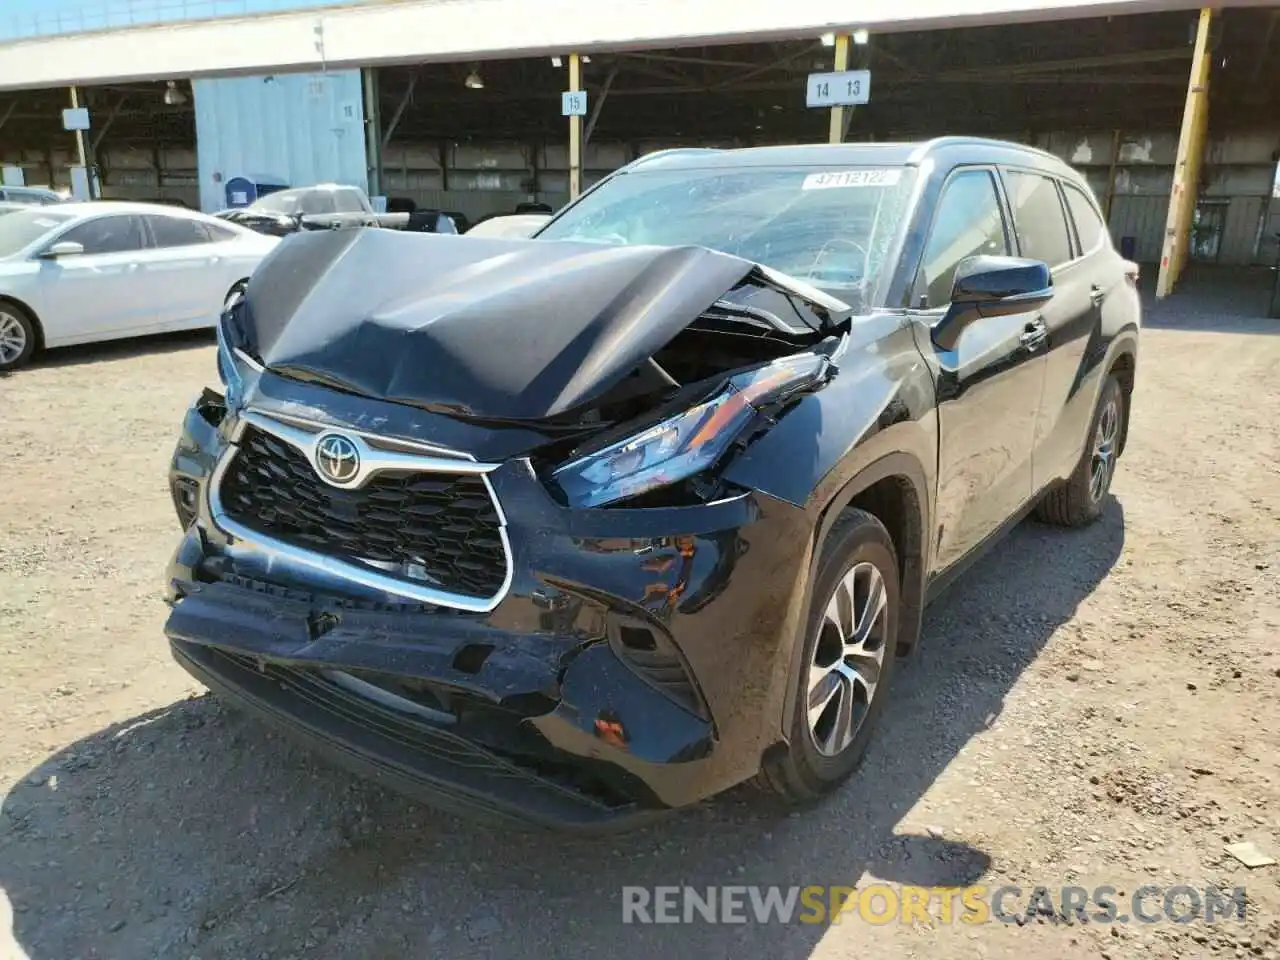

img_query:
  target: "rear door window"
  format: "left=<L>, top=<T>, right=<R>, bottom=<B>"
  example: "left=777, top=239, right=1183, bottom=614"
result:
left=204, top=222, right=241, bottom=242
left=1003, top=171, right=1074, bottom=267
left=918, top=168, right=1011, bottom=308
left=145, top=214, right=211, bottom=248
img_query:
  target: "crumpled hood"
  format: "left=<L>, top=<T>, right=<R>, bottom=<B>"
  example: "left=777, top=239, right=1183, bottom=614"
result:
left=232, top=228, right=781, bottom=421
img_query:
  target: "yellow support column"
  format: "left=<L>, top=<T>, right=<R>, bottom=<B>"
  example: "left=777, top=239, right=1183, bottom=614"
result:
left=1156, top=8, right=1215, bottom=298
left=828, top=33, right=850, bottom=144
left=568, top=53, right=583, bottom=200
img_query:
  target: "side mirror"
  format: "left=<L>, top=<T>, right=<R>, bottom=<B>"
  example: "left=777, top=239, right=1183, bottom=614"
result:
left=40, top=240, right=85, bottom=260
left=931, top=255, right=1053, bottom=351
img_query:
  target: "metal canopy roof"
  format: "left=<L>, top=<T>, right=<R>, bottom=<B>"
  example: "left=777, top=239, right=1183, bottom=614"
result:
left=2, top=8, right=1279, bottom=150
left=0, top=0, right=1273, bottom=91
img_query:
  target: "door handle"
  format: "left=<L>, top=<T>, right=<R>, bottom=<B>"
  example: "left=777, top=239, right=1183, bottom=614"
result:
left=1019, top=320, right=1048, bottom=351
left=1090, top=284, right=1105, bottom=307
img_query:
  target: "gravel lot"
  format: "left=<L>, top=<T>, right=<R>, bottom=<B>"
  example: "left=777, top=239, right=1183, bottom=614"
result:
left=1, top=268, right=1278, bottom=960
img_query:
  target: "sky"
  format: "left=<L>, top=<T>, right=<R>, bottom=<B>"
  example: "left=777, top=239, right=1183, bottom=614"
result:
left=2, top=0, right=354, bottom=40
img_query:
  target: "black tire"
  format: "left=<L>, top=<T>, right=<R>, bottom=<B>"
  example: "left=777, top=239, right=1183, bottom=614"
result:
left=1035, top=374, right=1125, bottom=527
left=0, top=302, right=38, bottom=372
left=759, top=509, right=900, bottom=804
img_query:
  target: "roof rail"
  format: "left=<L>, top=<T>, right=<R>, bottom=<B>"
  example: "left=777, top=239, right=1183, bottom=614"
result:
left=626, top=147, right=723, bottom=170
left=907, top=136, right=1063, bottom=165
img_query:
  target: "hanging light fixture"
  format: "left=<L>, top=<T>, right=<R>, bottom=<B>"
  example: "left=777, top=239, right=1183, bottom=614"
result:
left=464, top=67, right=484, bottom=90
left=163, top=80, right=187, bottom=105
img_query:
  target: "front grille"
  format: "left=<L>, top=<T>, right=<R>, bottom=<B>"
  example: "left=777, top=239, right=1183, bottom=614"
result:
left=219, top=426, right=506, bottom=598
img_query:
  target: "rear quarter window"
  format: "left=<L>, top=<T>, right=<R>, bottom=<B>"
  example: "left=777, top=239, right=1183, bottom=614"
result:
left=1062, top=182, right=1108, bottom=254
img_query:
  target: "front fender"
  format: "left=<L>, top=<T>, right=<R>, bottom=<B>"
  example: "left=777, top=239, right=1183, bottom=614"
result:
left=721, top=316, right=940, bottom=750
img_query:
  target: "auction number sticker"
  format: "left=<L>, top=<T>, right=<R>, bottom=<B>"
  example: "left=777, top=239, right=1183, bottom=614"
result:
left=802, top=169, right=902, bottom=190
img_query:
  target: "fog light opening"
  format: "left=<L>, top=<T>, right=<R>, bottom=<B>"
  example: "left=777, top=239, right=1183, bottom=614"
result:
left=452, top=643, right=495, bottom=675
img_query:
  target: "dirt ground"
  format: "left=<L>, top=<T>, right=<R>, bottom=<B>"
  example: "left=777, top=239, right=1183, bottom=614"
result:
left=1, top=268, right=1277, bottom=960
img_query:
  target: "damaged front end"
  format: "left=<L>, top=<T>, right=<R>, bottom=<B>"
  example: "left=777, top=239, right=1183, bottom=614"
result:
left=164, top=230, right=840, bottom=829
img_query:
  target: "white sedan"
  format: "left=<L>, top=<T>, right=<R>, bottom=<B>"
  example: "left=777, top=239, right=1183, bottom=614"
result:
left=0, top=201, right=279, bottom=371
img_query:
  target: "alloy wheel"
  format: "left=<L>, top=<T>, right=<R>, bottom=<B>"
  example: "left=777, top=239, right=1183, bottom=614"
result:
left=807, top=561, right=889, bottom=757
left=0, top=311, right=26, bottom=366
left=1089, top=397, right=1119, bottom=503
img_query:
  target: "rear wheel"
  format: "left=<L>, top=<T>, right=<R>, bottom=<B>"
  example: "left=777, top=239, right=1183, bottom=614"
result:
left=759, top=509, right=900, bottom=804
left=1035, top=374, right=1124, bottom=527
left=0, top=303, right=37, bottom=372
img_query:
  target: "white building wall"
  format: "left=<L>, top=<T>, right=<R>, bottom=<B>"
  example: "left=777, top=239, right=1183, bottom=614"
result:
left=192, top=69, right=367, bottom=212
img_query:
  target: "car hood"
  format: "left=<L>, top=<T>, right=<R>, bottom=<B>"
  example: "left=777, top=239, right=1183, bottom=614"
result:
left=229, top=228, right=846, bottom=422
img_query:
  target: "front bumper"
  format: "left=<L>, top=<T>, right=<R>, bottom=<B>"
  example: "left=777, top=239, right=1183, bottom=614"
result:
left=164, top=389, right=816, bottom=829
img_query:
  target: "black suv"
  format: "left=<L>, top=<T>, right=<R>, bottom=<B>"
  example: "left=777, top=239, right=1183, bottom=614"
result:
left=164, top=137, right=1140, bottom=830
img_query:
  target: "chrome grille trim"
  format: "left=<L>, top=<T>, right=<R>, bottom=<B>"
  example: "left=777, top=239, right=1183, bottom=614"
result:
left=250, top=409, right=477, bottom=462
left=208, top=410, right=513, bottom=613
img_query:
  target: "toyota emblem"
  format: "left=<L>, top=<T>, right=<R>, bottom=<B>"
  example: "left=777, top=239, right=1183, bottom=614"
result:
left=315, top=434, right=360, bottom=484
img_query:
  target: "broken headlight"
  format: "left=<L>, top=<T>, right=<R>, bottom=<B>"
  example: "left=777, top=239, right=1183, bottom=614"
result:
left=215, top=310, right=246, bottom=409
left=552, top=353, right=831, bottom=508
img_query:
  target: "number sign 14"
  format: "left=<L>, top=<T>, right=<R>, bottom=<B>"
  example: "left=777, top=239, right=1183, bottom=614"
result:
left=805, top=70, right=872, bottom=109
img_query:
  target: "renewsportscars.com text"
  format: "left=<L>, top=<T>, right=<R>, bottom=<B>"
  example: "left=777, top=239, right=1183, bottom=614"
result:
left=621, top=884, right=1248, bottom=926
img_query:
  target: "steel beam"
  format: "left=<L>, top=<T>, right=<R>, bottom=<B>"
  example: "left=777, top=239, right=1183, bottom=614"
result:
left=938, top=45, right=1192, bottom=80
left=583, top=64, right=617, bottom=147
left=709, top=43, right=818, bottom=90
left=1156, top=8, right=1215, bottom=298
left=828, top=33, right=850, bottom=145
left=627, top=52, right=759, bottom=70
left=1104, top=127, right=1122, bottom=223
left=90, top=94, right=128, bottom=151
left=363, top=67, right=382, bottom=197
left=380, top=74, right=416, bottom=149
left=569, top=52, right=583, bottom=200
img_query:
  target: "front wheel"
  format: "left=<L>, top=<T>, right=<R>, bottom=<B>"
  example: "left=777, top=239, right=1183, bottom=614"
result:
left=759, top=509, right=900, bottom=804
left=1035, top=374, right=1124, bottom=527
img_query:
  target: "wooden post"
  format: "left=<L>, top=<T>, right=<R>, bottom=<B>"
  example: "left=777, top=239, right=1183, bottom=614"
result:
left=68, top=86, right=87, bottom=169
left=1156, top=8, right=1214, bottom=298
left=828, top=33, right=850, bottom=144
left=568, top=53, right=582, bottom=200
left=68, top=85, right=100, bottom=200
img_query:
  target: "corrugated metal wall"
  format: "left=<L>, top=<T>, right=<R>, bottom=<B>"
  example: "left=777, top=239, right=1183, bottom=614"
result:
left=378, top=141, right=626, bottom=222
left=1221, top=197, right=1264, bottom=265
left=192, top=69, right=367, bottom=212
left=1108, top=196, right=1168, bottom=263
left=1038, top=129, right=1279, bottom=266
